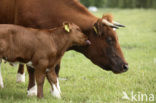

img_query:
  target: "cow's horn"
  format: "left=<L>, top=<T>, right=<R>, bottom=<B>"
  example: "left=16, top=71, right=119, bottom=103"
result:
left=102, top=19, right=119, bottom=29
left=113, top=21, right=125, bottom=27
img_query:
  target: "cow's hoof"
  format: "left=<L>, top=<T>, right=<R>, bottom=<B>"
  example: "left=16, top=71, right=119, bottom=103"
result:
left=0, top=83, right=4, bottom=88
left=51, top=90, right=61, bottom=99
left=27, top=85, right=37, bottom=96
left=16, top=73, right=25, bottom=83
left=0, top=75, right=4, bottom=88
left=50, top=84, right=61, bottom=99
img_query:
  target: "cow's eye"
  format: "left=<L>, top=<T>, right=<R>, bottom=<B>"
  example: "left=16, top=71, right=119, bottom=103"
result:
left=108, top=37, right=112, bottom=41
left=107, top=37, right=114, bottom=44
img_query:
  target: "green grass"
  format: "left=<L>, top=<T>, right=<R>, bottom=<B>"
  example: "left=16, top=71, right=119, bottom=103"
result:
left=0, top=9, right=156, bottom=103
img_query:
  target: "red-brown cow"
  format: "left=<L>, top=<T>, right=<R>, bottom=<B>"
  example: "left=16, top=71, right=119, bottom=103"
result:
left=0, top=22, right=90, bottom=98
left=0, top=0, right=128, bottom=97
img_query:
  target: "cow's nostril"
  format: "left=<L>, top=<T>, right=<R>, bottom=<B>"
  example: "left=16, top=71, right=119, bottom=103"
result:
left=122, top=64, right=128, bottom=71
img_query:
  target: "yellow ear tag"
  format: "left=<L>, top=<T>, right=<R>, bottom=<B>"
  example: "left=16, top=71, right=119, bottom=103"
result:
left=93, top=26, right=98, bottom=34
left=64, top=24, right=70, bottom=32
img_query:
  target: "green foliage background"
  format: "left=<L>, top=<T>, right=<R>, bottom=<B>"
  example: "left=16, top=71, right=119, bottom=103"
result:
left=80, top=0, right=156, bottom=8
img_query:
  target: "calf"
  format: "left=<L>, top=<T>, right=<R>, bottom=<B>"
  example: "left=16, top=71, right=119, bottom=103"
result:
left=0, top=22, right=90, bottom=98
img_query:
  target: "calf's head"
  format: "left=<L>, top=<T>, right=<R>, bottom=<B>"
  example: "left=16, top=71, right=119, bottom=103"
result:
left=82, top=14, right=128, bottom=74
left=63, top=22, right=91, bottom=46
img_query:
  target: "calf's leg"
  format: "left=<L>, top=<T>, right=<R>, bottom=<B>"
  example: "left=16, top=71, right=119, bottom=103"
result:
left=27, top=66, right=37, bottom=96
left=26, top=63, right=61, bottom=96
left=35, top=68, right=46, bottom=98
left=16, top=64, right=25, bottom=83
left=46, top=68, right=61, bottom=99
left=0, top=60, right=4, bottom=88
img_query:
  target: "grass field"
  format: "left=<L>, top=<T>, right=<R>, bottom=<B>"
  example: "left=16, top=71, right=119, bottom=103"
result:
left=0, top=9, right=156, bottom=103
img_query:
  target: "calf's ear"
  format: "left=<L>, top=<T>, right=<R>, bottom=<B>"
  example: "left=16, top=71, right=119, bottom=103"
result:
left=63, top=22, right=71, bottom=33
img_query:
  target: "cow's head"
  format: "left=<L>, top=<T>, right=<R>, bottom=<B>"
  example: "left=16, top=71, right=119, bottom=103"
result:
left=79, top=14, right=128, bottom=74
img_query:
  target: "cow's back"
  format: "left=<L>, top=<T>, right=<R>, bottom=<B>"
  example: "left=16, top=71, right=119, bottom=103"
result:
left=0, top=0, right=97, bottom=30
left=0, top=0, right=16, bottom=24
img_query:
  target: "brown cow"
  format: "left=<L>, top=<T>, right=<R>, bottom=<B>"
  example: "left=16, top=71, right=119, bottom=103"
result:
left=0, top=22, right=90, bottom=98
left=0, top=0, right=128, bottom=96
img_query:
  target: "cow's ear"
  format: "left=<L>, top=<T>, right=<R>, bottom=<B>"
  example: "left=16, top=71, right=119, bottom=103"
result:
left=93, top=19, right=103, bottom=36
left=102, top=14, right=113, bottom=22
left=63, top=22, right=71, bottom=33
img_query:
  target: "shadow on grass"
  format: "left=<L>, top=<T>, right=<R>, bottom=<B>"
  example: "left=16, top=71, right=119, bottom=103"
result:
left=121, top=44, right=144, bottom=50
left=0, top=89, right=30, bottom=100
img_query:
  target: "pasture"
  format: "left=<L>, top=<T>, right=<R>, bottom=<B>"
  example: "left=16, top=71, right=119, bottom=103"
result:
left=0, top=9, right=156, bottom=103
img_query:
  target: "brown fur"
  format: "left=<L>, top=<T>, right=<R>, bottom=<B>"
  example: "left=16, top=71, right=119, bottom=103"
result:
left=0, top=23, right=88, bottom=97
left=0, top=0, right=128, bottom=94
left=0, top=0, right=127, bottom=73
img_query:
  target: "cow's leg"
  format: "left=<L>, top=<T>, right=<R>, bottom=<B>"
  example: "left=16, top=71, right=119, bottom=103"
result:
left=55, top=63, right=67, bottom=81
left=46, top=68, right=61, bottom=99
left=55, top=63, right=61, bottom=93
left=16, top=64, right=25, bottom=83
left=0, top=60, right=4, bottom=88
left=35, top=68, right=46, bottom=98
left=55, top=63, right=60, bottom=77
left=27, top=66, right=37, bottom=96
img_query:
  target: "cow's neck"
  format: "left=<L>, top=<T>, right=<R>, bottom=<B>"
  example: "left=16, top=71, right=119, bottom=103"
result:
left=50, top=0, right=99, bottom=56
left=45, top=0, right=99, bottom=58
left=61, top=0, right=98, bottom=30
left=46, top=0, right=98, bottom=31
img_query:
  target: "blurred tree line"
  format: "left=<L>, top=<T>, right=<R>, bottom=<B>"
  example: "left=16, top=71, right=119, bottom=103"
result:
left=80, top=0, right=156, bottom=8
